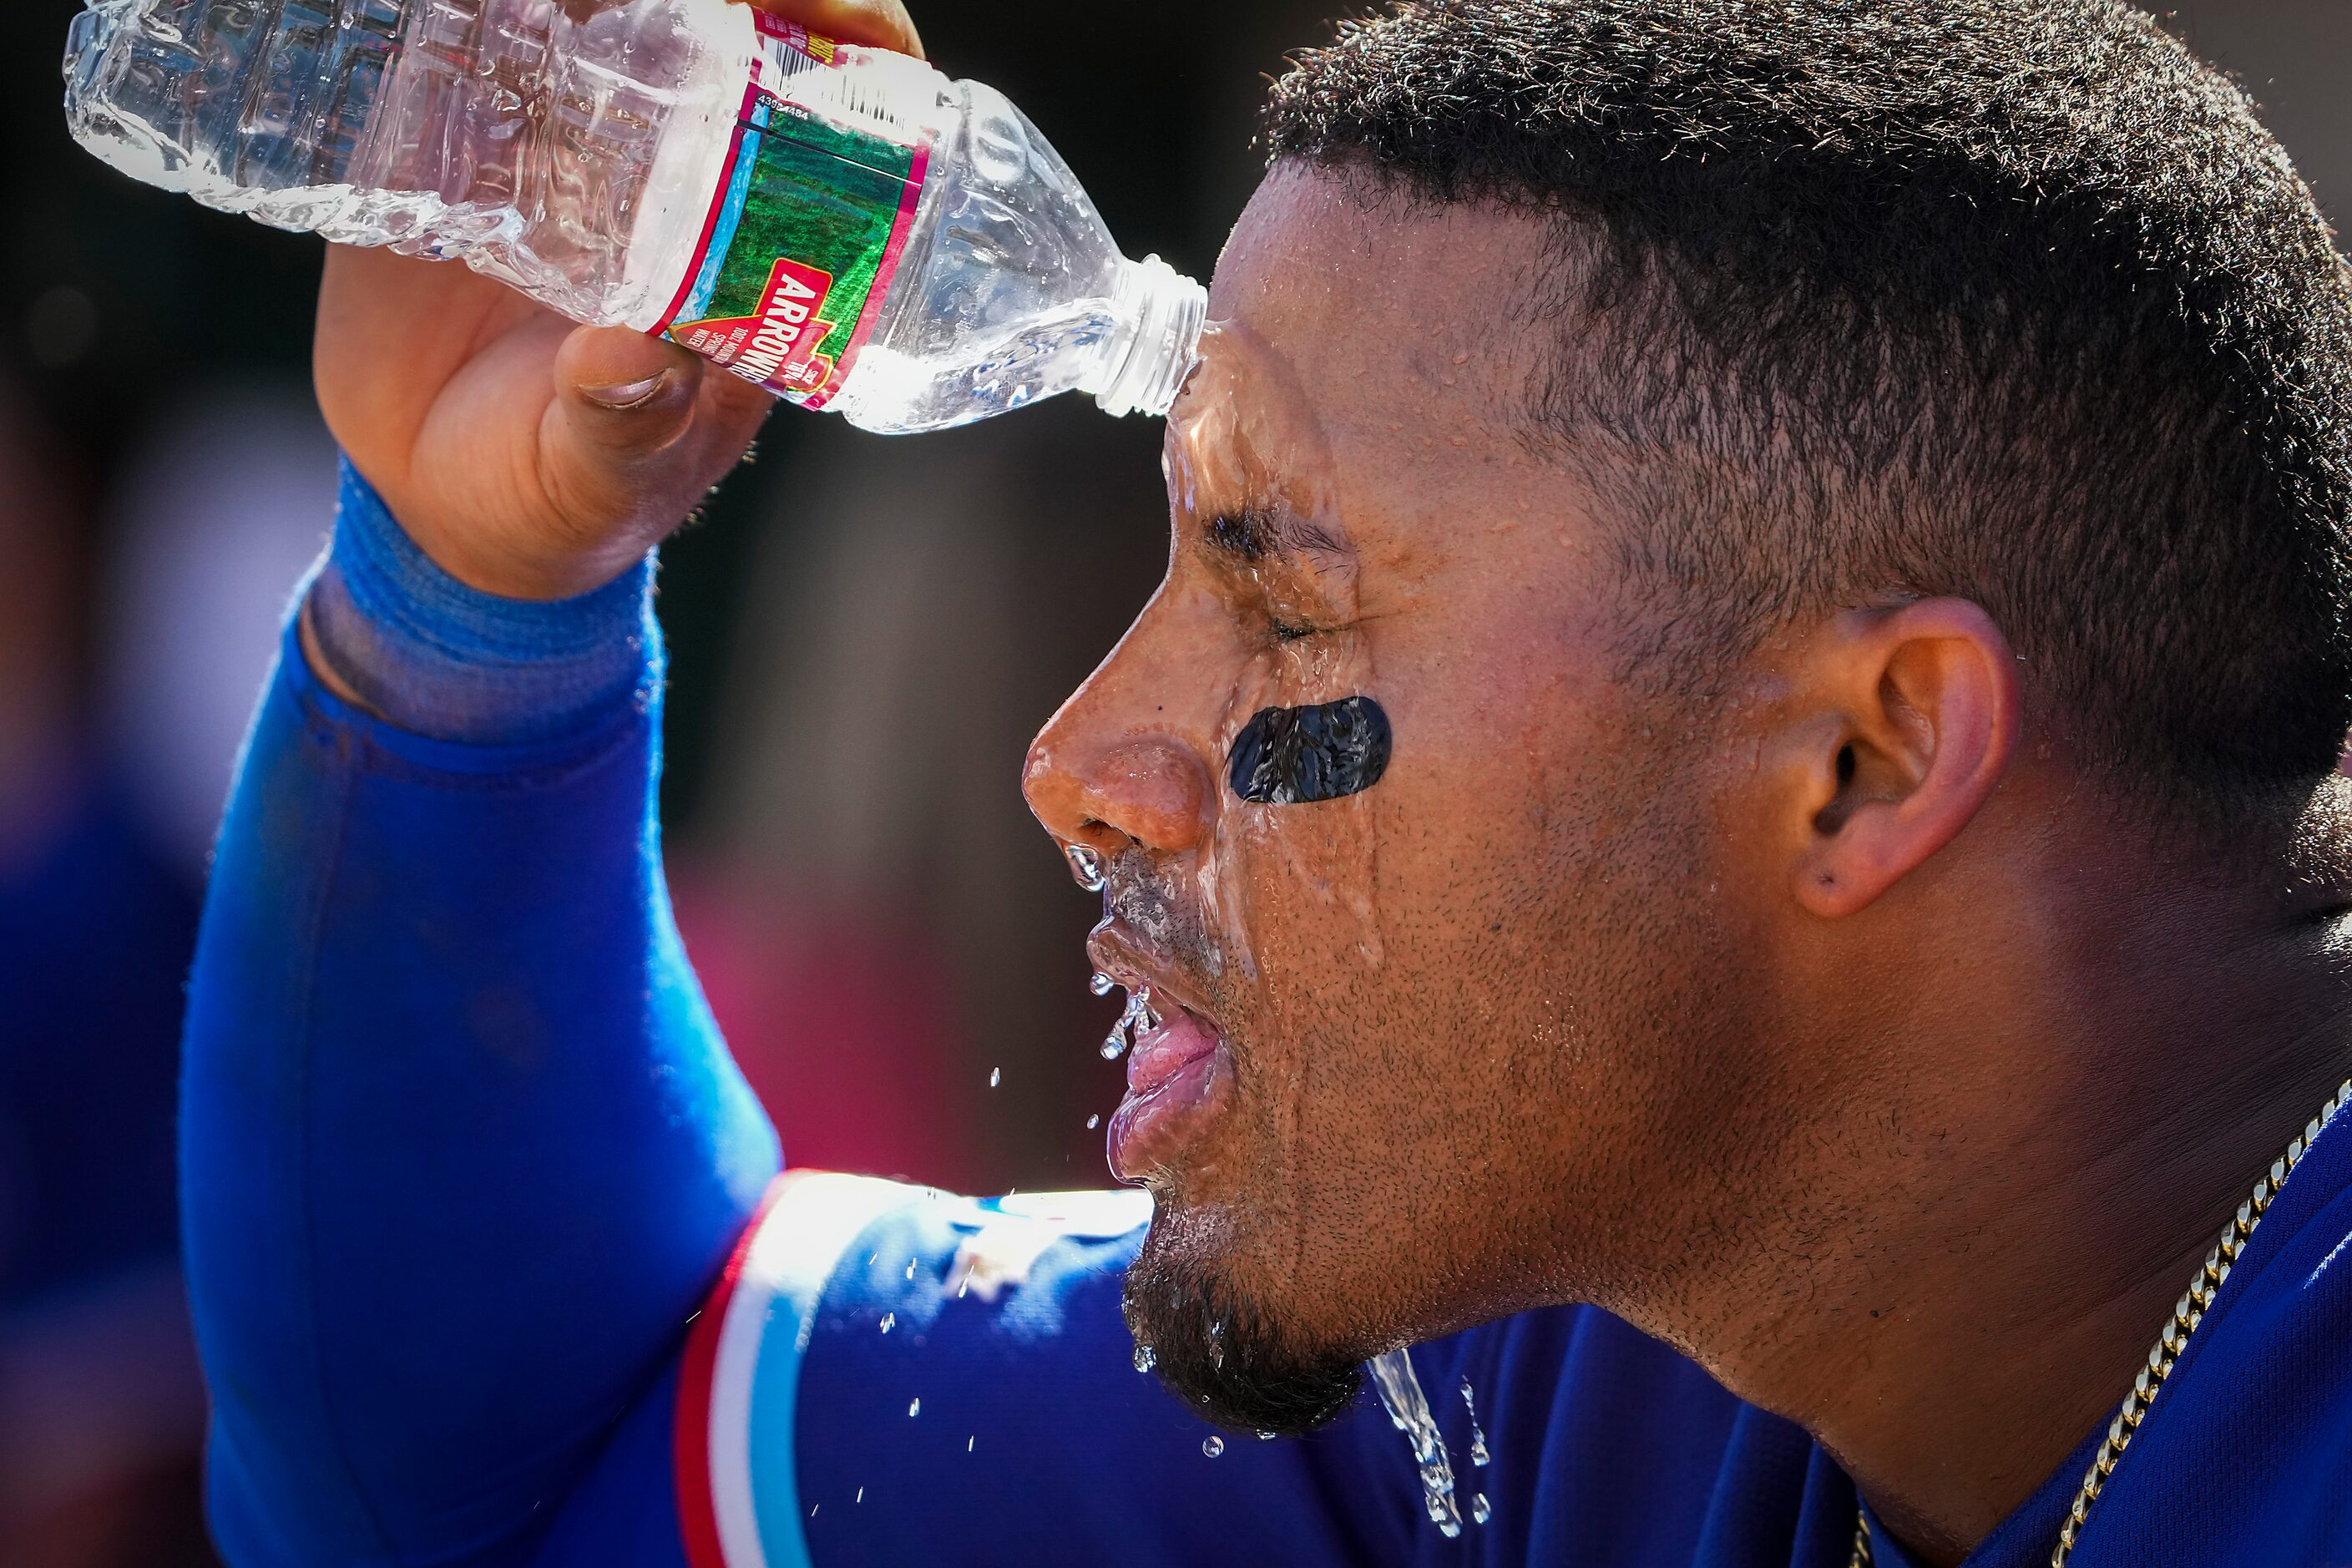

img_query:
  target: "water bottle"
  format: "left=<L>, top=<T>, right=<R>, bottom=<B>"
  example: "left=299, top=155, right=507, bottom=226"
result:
left=61, top=0, right=1206, bottom=432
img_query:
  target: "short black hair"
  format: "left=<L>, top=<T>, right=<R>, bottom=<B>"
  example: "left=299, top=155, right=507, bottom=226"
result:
left=1267, top=0, right=2352, bottom=812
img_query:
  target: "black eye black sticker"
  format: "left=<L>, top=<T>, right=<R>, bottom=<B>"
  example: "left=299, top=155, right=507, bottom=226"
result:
left=1227, top=696, right=1393, bottom=805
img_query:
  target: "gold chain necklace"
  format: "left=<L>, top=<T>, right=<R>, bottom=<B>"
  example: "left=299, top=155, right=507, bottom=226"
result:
left=1848, top=1076, right=2352, bottom=1568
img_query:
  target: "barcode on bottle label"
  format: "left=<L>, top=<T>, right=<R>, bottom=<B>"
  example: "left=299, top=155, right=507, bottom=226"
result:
left=752, top=14, right=827, bottom=91
left=749, top=14, right=917, bottom=139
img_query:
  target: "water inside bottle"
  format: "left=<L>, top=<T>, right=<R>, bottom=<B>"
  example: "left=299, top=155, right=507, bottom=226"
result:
left=63, top=0, right=1203, bottom=430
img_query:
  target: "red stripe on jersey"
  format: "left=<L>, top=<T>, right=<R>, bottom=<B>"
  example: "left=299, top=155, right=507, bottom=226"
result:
left=675, top=1171, right=797, bottom=1568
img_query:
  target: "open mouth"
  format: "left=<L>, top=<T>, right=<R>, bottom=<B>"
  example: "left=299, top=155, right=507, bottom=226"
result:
left=1108, top=1000, right=1232, bottom=1181
left=1088, top=930, right=1235, bottom=1182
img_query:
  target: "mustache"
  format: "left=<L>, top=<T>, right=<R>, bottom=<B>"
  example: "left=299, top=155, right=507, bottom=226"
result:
left=1101, top=850, right=1235, bottom=1000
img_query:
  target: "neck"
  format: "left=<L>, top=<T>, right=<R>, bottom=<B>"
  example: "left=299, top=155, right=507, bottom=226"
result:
left=1682, top=812, right=2352, bottom=1565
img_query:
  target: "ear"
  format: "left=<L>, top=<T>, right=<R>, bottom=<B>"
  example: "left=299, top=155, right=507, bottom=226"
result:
left=1788, top=599, right=2021, bottom=918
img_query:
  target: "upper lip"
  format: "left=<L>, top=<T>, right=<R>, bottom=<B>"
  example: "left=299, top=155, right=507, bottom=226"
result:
left=1085, top=919, right=1220, bottom=1033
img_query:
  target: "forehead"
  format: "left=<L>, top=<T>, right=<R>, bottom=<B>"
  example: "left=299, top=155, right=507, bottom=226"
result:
left=1191, top=164, right=1559, bottom=537
left=1206, top=166, right=1547, bottom=430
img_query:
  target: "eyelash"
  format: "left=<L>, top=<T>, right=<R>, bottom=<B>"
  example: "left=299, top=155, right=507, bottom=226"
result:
left=1269, top=615, right=1322, bottom=643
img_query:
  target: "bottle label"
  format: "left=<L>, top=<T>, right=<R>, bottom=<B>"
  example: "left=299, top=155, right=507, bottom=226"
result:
left=654, top=19, right=930, bottom=408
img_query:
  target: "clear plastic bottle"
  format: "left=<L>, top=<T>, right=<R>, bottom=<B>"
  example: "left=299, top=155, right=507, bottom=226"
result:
left=61, top=0, right=1206, bottom=431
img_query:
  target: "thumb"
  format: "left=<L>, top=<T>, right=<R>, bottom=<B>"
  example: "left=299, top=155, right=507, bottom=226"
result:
left=538, top=326, right=713, bottom=574
left=554, top=325, right=703, bottom=458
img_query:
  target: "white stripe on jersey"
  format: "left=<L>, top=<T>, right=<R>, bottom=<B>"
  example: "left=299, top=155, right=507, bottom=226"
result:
left=708, top=1172, right=925, bottom=1568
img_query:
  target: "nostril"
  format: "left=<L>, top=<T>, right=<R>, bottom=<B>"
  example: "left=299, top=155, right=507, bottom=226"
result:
left=1027, top=732, right=1211, bottom=857
left=1080, top=736, right=1211, bottom=855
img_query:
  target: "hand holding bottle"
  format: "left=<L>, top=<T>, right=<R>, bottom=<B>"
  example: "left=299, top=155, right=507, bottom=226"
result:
left=313, top=0, right=923, bottom=602
left=69, top=0, right=1200, bottom=589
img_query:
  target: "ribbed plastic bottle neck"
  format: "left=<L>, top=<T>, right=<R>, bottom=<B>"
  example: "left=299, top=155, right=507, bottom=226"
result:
left=1092, top=255, right=1208, bottom=419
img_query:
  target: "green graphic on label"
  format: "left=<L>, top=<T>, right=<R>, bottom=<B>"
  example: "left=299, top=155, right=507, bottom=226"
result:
left=661, top=28, right=930, bottom=407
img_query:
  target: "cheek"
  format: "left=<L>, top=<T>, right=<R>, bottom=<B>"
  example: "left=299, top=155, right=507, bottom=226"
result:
left=1175, top=630, right=1392, bottom=1235
left=1210, top=627, right=1390, bottom=985
left=1226, top=617, right=1600, bottom=1116
left=1211, top=596, right=1592, bottom=1003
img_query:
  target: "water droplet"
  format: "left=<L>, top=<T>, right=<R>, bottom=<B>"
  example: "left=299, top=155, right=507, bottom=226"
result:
left=1066, top=842, right=1107, bottom=892
left=1201, top=1436, right=1225, bottom=1458
left=1099, top=984, right=1156, bottom=1059
left=1460, top=1376, right=1490, bottom=1467
left=1090, top=971, right=1115, bottom=995
left=967, top=1436, right=975, bottom=1453
left=1369, top=1349, right=1464, bottom=1538
left=907, top=1399, right=920, bottom=1418
left=989, top=1067, right=1001, bottom=1088
left=1133, top=1343, right=1156, bottom=1373
left=905, top=1259, right=917, bottom=1281
left=856, top=1485, right=865, bottom=1503
left=1473, top=1494, right=1492, bottom=1525
left=1086, top=1114, right=1100, bottom=1130
left=879, top=1313, right=895, bottom=1334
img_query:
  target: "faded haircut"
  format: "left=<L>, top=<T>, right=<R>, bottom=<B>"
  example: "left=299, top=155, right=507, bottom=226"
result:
left=1267, top=0, right=2352, bottom=817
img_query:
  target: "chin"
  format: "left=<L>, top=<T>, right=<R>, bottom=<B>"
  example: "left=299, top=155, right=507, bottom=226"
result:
left=1120, top=1193, right=1366, bottom=1436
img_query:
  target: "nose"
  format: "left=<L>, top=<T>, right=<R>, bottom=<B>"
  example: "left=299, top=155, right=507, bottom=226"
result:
left=1024, top=723, right=1214, bottom=861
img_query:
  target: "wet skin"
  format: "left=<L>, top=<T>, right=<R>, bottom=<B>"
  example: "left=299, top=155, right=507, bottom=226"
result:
left=1019, top=164, right=2352, bottom=1564
left=1027, top=163, right=1750, bottom=1410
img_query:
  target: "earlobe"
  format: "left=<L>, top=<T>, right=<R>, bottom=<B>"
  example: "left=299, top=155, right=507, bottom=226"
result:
left=1792, top=600, right=2021, bottom=919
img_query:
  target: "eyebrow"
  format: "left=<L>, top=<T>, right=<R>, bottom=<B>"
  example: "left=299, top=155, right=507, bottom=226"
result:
left=1202, top=506, right=1353, bottom=566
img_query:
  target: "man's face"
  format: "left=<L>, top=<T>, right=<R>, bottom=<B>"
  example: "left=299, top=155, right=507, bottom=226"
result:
left=1024, top=165, right=1767, bottom=1429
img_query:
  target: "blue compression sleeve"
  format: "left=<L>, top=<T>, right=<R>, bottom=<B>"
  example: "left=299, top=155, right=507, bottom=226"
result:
left=182, top=466, right=779, bottom=1565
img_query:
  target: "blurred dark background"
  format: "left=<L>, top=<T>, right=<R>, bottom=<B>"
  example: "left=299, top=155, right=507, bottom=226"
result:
left=0, top=1, right=2344, bottom=1563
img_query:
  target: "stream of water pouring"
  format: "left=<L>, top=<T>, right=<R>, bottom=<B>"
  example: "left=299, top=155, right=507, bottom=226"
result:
left=1368, top=1349, right=1464, bottom=1538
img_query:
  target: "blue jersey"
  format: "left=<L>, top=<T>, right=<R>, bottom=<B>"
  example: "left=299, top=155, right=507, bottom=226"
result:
left=180, top=470, right=2352, bottom=1568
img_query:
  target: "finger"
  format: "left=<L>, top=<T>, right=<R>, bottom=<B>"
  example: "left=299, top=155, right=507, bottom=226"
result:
left=679, top=361, right=782, bottom=486
left=697, top=357, right=782, bottom=434
left=316, top=244, right=538, bottom=473
left=314, top=247, right=472, bottom=455
left=737, top=0, right=923, bottom=58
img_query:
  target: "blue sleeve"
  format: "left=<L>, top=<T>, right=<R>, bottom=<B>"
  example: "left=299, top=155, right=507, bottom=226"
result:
left=675, top=1178, right=1414, bottom=1568
left=181, top=467, right=779, bottom=1565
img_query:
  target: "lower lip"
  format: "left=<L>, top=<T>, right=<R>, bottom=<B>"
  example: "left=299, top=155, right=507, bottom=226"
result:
left=1107, top=1006, right=1231, bottom=1182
